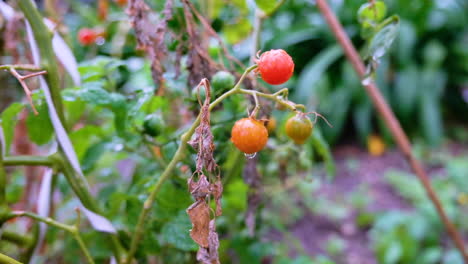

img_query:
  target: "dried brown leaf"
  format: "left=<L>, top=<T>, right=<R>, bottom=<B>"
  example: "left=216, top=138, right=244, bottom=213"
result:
left=187, top=200, right=210, bottom=248
left=188, top=79, right=217, bottom=173
left=127, top=0, right=173, bottom=93
left=211, top=178, right=223, bottom=217
left=188, top=174, right=211, bottom=201
left=196, top=219, right=220, bottom=264
left=181, top=0, right=216, bottom=87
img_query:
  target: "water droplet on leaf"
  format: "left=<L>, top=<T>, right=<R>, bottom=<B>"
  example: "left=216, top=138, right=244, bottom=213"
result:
left=244, top=152, right=257, bottom=159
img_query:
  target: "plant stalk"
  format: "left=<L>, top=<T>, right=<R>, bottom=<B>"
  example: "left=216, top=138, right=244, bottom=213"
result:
left=125, top=65, right=258, bottom=263
left=8, top=211, right=95, bottom=264
left=17, top=1, right=126, bottom=261
left=315, top=0, right=468, bottom=261
left=0, top=253, right=23, bottom=264
left=3, top=155, right=56, bottom=167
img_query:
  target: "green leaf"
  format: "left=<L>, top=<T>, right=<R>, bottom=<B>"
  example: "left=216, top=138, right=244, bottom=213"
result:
left=79, top=82, right=113, bottom=105
left=353, top=99, right=372, bottom=144
left=419, top=93, right=443, bottom=146
left=1, top=103, right=24, bottom=153
left=255, top=0, right=277, bottom=14
left=109, top=93, right=128, bottom=137
left=358, top=1, right=387, bottom=25
left=423, top=41, right=447, bottom=68
left=443, top=249, right=464, bottom=264
left=367, top=16, right=400, bottom=61
left=420, top=247, right=442, bottom=264
left=396, top=20, right=417, bottom=64
left=295, top=45, right=342, bottom=105
left=393, top=65, right=419, bottom=120
left=82, top=141, right=108, bottom=172
left=224, top=18, right=252, bottom=44
left=311, top=127, right=336, bottom=178
left=26, top=103, right=54, bottom=145
left=224, top=179, right=248, bottom=211
left=384, top=241, right=402, bottom=264
left=160, top=210, right=198, bottom=251
left=78, top=56, right=125, bottom=82
left=69, top=125, right=102, bottom=161
left=153, top=181, right=192, bottom=220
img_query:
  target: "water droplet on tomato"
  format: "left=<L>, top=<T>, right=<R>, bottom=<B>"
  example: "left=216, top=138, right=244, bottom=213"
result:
left=244, top=152, right=257, bottom=159
left=96, top=37, right=105, bottom=46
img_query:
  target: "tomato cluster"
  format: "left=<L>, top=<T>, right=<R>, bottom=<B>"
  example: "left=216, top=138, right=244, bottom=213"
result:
left=230, top=49, right=317, bottom=154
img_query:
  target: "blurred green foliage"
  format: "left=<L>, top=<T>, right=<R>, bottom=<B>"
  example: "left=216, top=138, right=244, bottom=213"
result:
left=1, top=0, right=467, bottom=263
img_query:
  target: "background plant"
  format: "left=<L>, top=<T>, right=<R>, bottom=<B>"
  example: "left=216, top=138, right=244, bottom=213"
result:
left=0, top=0, right=467, bottom=263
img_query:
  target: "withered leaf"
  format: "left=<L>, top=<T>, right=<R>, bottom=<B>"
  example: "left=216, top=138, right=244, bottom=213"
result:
left=196, top=219, right=220, bottom=264
left=187, top=200, right=210, bottom=248
left=211, top=179, right=223, bottom=217
left=188, top=174, right=211, bottom=201
left=188, top=80, right=217, bottom=173
left=127, top=0, right=173, bottom=93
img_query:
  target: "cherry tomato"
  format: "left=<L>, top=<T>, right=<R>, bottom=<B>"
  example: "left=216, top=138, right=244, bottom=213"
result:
left=231, top=117, right=268, bottom=154
left=285, top=113, right=313, bottom=144
left=143, top=114, right=164, bottom=137
left=266, top=117, right=277, bottom=134
left=211, top=71, right=235, bottom=92
left=115, top=0, right=128, bottom=6
left=77, top=28, right=97, bottom=46
left=256, top=49, right=294, bottom=85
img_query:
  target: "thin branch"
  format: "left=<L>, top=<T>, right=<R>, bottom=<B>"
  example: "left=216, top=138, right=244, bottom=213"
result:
left=249, top=91, right=260, bottom=118
left=9, top=67, right=47, bottom=115
left=8, top=211, right=96, bottom=264
left=3, top=155, right=56, bottom=167
left=315, top=0, right=468, bottom=261
left=0, top=64, right=43, bottom=71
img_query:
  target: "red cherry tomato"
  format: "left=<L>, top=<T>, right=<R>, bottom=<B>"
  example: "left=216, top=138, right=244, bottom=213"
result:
left=256, top=49, right=294, bottom=85
left=231, top=117, right=269, bottom=154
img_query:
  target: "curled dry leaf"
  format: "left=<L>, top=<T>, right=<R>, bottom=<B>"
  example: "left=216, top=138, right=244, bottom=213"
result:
left=211, top=177, right=223, bottom=217
left=188, top=174, right=211, bottom=201
left=196, top=219, right=220, bottom=264
left=127, top=0, right=173, bottom=93
left=181, top=0, right=216, bottom=87
left=188, top=79, right=217, bottom=173
left=187, top=200, right=210, bottom=248
left=186, top=80, right=222, bottom=264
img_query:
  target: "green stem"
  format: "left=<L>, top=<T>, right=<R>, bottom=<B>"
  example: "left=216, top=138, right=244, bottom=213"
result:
left=7, top=211, right=95, bottom=264
left=124, top=65, right=258, bottom=263
left=0, top=64, right=43, bottom=71
left=1, top=231, right=32, bottom=246
left=73, top=232, right=96, bottom=264
left=17, top=2, right=126, bottom=260
left=18, top=0, right=66, bottom=124
left=0, top=136, right=6, bottom=206
left=238, top=89, right=306, bottom=111
left=0, top=253, right=23, bottom=264
left=3, top=155, right=56, bottom=167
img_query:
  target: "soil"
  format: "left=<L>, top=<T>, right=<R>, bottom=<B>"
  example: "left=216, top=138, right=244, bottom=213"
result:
left=277, top=143, right=466, bottom=264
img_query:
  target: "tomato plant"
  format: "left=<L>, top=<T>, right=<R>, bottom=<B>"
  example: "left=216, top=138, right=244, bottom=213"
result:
left=1, top=0, right=466, bottom=263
